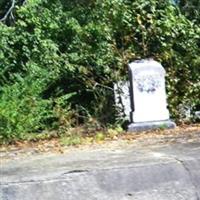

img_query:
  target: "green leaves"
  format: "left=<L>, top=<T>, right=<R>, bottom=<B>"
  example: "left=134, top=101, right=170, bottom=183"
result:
left=0, top=0, right=200, bottom=143
left=0, top=77, right=53, bottom=143
left=178, top=0, right=200, bottom=25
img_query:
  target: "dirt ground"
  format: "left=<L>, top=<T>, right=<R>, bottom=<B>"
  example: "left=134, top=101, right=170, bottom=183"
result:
left=0, top=124, right=199, bottom=164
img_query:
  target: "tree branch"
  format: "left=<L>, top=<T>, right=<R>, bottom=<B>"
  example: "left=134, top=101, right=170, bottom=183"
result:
left=0, top=0, right=15, bottom=22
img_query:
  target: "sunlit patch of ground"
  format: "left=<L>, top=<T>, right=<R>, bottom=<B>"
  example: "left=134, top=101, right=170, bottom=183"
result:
left=0, top=124, right=199, bottom=163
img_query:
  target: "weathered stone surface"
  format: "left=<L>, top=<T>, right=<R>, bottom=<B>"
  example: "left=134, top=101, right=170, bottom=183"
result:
left=1, top=140, right=200, bottom=200
left=195, top=111, right=200, bottom=119
left=128, top=59, right=176, bottom=132
left=128, top=120, right=176, bottom=132
left=114, top=81, right=131, bottom=121
left=128, top=59, right=170, bottom=123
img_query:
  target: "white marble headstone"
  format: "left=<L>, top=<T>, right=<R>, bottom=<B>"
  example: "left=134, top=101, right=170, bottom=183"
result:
left=128, top=59, right=170, bottom=123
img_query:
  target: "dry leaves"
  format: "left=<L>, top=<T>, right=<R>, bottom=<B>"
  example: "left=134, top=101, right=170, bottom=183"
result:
left=0, top=124, right=199, bottom=162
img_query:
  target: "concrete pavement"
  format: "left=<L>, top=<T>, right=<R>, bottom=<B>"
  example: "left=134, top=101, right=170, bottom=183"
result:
left=1, top=135, right=200, bottom=200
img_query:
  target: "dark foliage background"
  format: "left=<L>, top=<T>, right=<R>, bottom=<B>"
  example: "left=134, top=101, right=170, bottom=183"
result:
left=0, top=0, right=199, bottom=143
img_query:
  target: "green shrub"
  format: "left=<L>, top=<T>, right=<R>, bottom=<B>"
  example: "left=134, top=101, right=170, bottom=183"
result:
left=0, top=75, right=53, bottom=143
left=0, top=0, right=199, bottom=143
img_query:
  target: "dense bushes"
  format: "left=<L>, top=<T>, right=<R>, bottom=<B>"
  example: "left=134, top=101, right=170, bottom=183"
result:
left=178, top=0, right=200, bottom=25
left=0, top=0, right=199, bottom=143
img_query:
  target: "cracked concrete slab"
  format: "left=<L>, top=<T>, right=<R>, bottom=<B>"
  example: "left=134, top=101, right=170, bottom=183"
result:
left=1, top=140, right=200, bottom=200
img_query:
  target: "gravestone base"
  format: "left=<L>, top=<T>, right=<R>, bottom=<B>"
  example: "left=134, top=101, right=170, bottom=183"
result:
left=128, top=120, right=176, bottom=132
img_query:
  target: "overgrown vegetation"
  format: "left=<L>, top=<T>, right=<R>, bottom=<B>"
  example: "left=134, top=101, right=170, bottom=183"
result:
left=0, top=0, right=199, bottom=144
